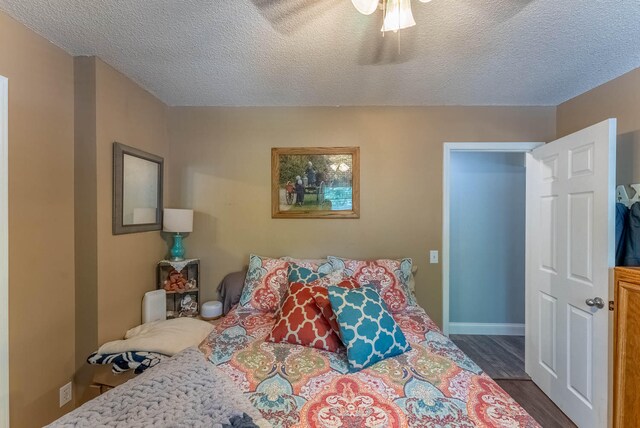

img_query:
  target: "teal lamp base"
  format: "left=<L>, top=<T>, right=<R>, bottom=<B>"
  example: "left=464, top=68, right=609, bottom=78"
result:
left=170, top=233, right=186, bottom=261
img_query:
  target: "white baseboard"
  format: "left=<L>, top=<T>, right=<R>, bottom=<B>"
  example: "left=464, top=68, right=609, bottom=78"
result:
left=449, top=322, right=525, bottom=336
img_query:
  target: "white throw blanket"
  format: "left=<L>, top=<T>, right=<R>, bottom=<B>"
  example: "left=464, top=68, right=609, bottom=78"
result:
left=47, top=347, right=270, bottom=428
left=98, top=318, right=214, bottom=356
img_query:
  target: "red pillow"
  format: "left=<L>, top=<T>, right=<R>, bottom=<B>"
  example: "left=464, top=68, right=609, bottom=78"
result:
left=266, top=282, right=342, bottom=352
left=313, top=277, right=360, bottom=337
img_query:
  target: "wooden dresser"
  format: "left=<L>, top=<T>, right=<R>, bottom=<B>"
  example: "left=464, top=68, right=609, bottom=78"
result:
left=613, top=267, right=640, bottom=428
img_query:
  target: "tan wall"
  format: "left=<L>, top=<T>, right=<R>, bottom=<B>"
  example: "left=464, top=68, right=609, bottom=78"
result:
left=0, top=11, right=76, bottom=427
left=94, top=58, right=169, bottom=344
left=557, top=67, right=640, bottom=185
left=72, top=56, right=171, bottom=402
left=168, top=107, right=556, bottom=326
left=73, top=57, right=98, bottom=404
left=1, top=13, right=169, bottom=425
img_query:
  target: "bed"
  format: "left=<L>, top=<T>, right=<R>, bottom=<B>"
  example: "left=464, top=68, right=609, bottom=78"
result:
left=61, top=255, right=539, bottom=428
left=199, top=304, right=539, bottom=427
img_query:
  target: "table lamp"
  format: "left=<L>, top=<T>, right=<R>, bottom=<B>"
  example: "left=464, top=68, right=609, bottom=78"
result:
left=163, top=208, right=193, bottom=261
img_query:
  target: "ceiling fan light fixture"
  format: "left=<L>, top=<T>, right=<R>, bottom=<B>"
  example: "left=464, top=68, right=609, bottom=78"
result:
left=351, top=0, right=379, bottom=15
left=381, top=0, right=416, bottom=32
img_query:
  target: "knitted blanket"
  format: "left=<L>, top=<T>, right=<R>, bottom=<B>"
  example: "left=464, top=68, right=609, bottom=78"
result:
left=47, top=347, right=270, bottom=428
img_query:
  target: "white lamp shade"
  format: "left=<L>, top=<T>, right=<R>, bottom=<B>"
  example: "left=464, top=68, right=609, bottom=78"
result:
left=381, top=0, right=416, bottom=32
left=163, top=209, right=193, bottom=233
left=351, top=0, right=378, bottom=15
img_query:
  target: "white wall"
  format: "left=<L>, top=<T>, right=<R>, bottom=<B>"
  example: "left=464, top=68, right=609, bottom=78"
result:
left=449, top=151, right=526, bottom=327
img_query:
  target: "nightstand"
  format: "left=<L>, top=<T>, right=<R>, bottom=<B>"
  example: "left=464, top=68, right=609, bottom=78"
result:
left=157, top=259, right=201, bottom=318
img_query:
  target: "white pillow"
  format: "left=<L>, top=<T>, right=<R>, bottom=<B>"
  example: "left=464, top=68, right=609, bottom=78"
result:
left=98, top=318, right=214, bottom=356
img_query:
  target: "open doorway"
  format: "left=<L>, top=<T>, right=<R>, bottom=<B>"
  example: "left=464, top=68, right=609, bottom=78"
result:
left=447, top=150, right=528, bottom=379
left=443, top=143, right=577, bottom=425
left=0, top=75, right=8, bottom=428
left=442, top=142, right=543, bottom=339
left=441, top=130, right=616, bottom=427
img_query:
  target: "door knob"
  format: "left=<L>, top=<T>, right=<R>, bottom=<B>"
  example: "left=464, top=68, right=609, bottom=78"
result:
left=586, top=297, right=605, bottom=309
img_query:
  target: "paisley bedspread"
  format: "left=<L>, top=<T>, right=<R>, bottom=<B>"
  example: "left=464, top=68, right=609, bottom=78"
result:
left=199, top=305, right=540, bottom=428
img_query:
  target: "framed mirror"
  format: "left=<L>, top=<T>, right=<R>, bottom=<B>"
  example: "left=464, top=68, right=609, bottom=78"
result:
left=113, top=142, right=164, bottom=234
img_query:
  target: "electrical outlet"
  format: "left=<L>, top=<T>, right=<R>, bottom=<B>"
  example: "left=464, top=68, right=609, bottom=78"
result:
left=59, top=382, right=72, bottom=407
left=430, top=250, right=439, bottom=264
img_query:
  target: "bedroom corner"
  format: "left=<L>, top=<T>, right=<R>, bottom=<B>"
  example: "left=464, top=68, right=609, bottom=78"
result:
left=73, top=56, right=171, bottom=405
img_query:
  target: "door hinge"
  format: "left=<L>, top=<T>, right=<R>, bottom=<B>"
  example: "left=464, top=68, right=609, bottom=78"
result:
left=609, top=300, right=615, bottom=311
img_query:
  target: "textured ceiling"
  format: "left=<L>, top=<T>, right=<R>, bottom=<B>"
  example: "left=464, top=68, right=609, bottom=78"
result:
left=1, top=0, right=639, bottom=106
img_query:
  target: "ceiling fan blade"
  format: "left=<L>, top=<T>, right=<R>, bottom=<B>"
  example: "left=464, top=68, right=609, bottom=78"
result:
left=351, top=0, right=379, bottom=15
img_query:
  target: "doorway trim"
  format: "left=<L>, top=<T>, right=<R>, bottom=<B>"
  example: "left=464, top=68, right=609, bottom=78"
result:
left=0, top=75, right=8, bottom=428
left=442, top=142, right=544, bottom=336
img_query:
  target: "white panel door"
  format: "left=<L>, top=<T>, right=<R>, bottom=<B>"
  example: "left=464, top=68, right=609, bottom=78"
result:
left=526, top=119, right=616, bottom=428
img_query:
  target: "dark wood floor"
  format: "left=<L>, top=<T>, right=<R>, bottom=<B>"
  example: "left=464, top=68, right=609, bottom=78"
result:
left=451, top=334, right=529, bottom=379
left=496, top=380, right=577, bottom=428
left=451, top=335, right=577, bottom=428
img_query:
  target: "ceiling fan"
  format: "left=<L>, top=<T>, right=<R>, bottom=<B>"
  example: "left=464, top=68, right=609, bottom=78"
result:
left=351, top=0, right=433, bottom=32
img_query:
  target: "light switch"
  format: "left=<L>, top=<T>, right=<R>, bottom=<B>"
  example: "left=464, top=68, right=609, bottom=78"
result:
left=430, top=250, right=439, bottom=264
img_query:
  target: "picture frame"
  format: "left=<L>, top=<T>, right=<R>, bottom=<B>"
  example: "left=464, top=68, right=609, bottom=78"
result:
left=271, top=147, right=360, bottom=219
left=113, top=142, right=164, bottom=234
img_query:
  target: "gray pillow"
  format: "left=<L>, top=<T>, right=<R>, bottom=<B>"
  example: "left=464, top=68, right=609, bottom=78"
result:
left=217, top=269, right=248, bottom=314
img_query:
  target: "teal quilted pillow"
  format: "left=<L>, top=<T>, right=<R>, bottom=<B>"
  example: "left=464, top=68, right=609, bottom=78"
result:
left=328, top=285, right=411, bottom=372
left=288, top=263, right=326, bottom=284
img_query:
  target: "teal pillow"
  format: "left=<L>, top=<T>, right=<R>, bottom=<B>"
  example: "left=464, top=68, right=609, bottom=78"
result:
left=288, top=263, right=326, bottom=284
left=328, top=285, right=411, bottom=372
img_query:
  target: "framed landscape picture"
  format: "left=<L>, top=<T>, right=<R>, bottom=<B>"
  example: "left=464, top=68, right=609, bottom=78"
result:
left=271, top=147, right=360, bottom=219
